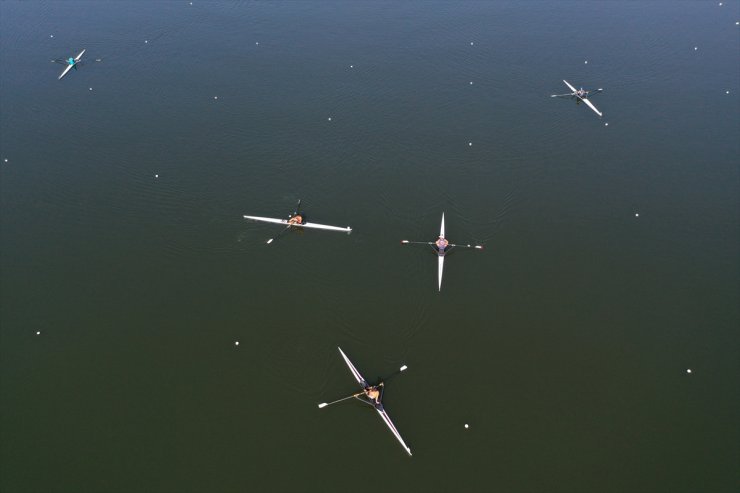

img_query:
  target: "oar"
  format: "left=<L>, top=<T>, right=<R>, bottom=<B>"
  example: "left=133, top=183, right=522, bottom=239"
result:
left=401, top=240, right=434, bottom=246
left=318, top=391, right=365, bottom=409
left=448, top=243, right=484, bottom=250
left=403, top=240, right=482, bottom=250
left=318, top=365, right=407, bottom=409
left=266, top=200, right=302, bottom=244
left=378, top=365, right=408, bottom=384
left=266, top=225, right=292, bottom=244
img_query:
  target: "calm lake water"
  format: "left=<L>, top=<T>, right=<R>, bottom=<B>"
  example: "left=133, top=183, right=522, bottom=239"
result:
left=1, top=2, right=738, bottom=492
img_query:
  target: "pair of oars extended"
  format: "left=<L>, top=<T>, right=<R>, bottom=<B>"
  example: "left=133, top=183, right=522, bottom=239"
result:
left=317, top=365, right=408, bottom=409
left=401, top=240, right=484, bottom=249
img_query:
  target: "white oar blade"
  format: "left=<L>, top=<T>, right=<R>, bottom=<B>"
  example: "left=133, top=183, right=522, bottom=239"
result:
left=400, top=365, right=408, bottom=372
left=318, top=403, right=328, bottom=409
left=475, top=245, right=484, bottom=249
left=266, top=239, right=274, bottom=244
left=401, top=240, right=409, bottom=244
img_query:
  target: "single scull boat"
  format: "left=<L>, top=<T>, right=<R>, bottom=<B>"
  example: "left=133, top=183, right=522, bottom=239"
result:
left=55, top=49, right=86, bottom=80
left=318, top=347, right=412, bottom=456
left=242, top=215, right=352, bottom=233
left=243, top=200, right=351, bottom=243
left=402, top=212, right=483, bottom=291
left=551, top=80, right=604, bottom=117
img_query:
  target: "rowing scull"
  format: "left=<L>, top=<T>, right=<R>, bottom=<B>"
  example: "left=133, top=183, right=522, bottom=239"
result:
left=242, top=215, right=352, bottom=233
left=401, top=212, right=483, bottom=291
left=551, top=80, right=603, bottom=117
left=336, top=347, right=412, bottom=456
left=438, top=213, right=445, bottom=292
left=57, top=49, right=85, bottom=80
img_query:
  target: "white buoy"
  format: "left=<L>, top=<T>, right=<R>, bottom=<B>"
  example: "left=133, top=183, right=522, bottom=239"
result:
left=605, top=122, right=609, bottom=126
left=328, top=117, right=332, bottom=121
left=694, top=46, right=698, bottom=50
left=464, top=423, right=469, bottom=429
left=686, top=368, right=692, bottom=374
left=470, top=42, right=474, bottom=45
left=36, top=331, right=41, bottom=335
left=89, top=87, right=93, bottom=91
left=154, top=174, right=159, bottom=178
left=635, top=213, right=639, bottom=217
left=469, top=81, right=473, bottom=85
left=349, top=65, right=353, bottom=68
left=50, top=35, right=54, bottom=38
left=3, top=158, right=7, bottom=163
left=726, top=90, right=730, bottom=94
left=255, top=42, right=259, bottom=45
left=214, top=96, right=218, bottom=100
left=235, top=341, right=240, bottom=346
left=145, top=40, right=148, bottom=44
left=468, top=142, right=472, bottom=146
left=584, top=60, right=588, bottom=64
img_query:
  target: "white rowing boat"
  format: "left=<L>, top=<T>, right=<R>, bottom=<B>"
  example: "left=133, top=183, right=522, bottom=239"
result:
left=243, top=215, right=352, bottom=233
left=552, top=80, right=603, bottom=117
left=337, top=347, right=412, bottom=456
left=563, top=80, right=602, bottom=117
left=401, top=212, right=483, bottom=292
left=58, top=49, right=85, bottom=80
left=438, top=213, right=445, bottom=292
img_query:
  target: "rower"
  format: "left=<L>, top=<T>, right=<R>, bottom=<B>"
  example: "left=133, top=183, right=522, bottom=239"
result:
left=67, top=58, right=75, bottom=65
left=577, top=88, right=585, bottom=97
left=287, top=213, right=304, bottom=225
left=435, top=236, right=449, bottom=252
left=364, top=383, right=383, bottom=404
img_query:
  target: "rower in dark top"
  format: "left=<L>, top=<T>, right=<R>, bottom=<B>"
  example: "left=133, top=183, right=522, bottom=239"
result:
left=364, top=382, right=383, bottom=405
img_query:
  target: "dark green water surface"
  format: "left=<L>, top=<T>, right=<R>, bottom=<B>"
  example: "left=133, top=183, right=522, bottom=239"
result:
left=1, top=2, right=738, bottom=492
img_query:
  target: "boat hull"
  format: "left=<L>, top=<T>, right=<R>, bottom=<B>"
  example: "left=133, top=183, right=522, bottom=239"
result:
left=243, top=215, right=351, bottom=232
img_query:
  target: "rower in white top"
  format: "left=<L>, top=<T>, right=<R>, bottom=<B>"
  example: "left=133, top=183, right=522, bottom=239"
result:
left=402, top=212, right=483, bottom=291
left=243, top=200, right=352, bottom=244
left=551, top=80, right=604, bottom=117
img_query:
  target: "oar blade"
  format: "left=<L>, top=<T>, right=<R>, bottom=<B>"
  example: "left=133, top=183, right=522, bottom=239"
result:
left=318, top=403, right=328, bottom=409
left=400, top=365, right=408, bottom=372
